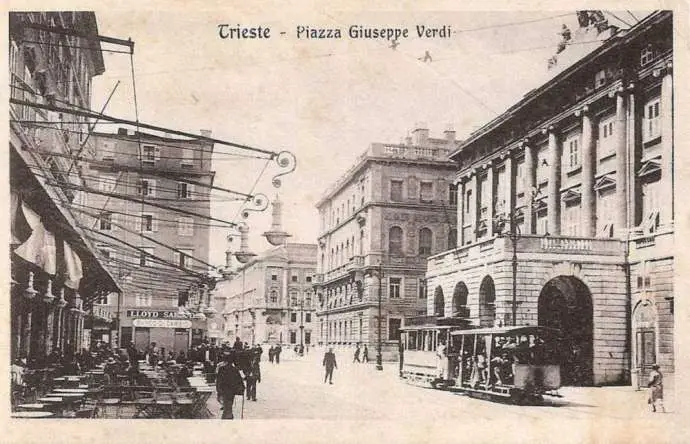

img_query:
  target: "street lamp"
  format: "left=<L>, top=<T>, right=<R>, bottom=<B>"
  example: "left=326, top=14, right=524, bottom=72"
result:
left=494, top=211, right=520, bottom=327
left=362, top=263, right=384, bottom=371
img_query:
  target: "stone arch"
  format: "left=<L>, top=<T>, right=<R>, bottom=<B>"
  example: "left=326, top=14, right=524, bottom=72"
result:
left=478, top=275, right=496, bottom=327
left=538, top=275, right=593, bottom=386
left=433, top=286, right=445, bottom=317
left=452, top=282, right=468, bottom=317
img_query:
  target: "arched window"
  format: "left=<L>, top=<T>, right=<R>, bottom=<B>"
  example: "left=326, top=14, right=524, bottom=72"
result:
left=452, top=282, right=468, bottom=317
left=389, top=226, right=403, bottom=255
left=448, top=228, right=457, bottom=250
left=434, top=286, right=445, bottom=317
left=419, top=227, right=432, bottom=256
left=479, top=275, right=496, bottom=327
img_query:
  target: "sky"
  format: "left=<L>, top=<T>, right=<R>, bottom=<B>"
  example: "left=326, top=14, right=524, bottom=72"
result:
left=84, top=7, right=648, bottom=269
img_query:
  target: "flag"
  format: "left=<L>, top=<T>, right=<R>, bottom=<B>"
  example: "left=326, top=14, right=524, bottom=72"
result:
left=13, top=202, right=56, bottom=274
left=64, top=241, right=83, bottom=290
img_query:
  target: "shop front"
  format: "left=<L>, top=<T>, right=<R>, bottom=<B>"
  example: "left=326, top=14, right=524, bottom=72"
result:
left=120, top=309, right=207, bottom=357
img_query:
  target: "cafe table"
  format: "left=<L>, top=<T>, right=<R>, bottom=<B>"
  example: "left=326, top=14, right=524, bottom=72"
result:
left=16, top=403, right=47, bottom=410
left=12, top=411, right=54, bottom=418
left=54, top=388, right=89, bottom=393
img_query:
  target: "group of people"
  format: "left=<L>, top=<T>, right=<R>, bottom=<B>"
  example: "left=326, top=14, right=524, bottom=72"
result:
left=352, top=344, right=369, bottom=363
left=267, top=344, right=282, bottom=364
left=215, top=339, right=264, bottom=419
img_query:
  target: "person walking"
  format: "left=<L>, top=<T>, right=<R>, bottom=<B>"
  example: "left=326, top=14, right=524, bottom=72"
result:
left=268, top=346, right=275, bottom=363
left=648, top=364, right=666, bottom=413
left=245, top=354, right=261, bottom=402
left=362, top=345, right=369, bottom=363
left=323, top=347, right=337, bottom=384
left=275, top=344, right=282, bottom=364
left=216, top=351, right=246, bottom=419
left=353, top=345, right=361, bottom=363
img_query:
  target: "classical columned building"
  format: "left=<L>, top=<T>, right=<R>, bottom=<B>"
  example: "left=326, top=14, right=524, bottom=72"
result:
left=426, top=11, right=673, bottom=386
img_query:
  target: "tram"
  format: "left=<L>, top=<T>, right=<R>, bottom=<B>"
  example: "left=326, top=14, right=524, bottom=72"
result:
left=400, top=323, right=562, bottom=404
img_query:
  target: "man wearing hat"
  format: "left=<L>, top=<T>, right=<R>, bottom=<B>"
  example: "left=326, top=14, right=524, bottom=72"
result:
left=647, top=364, right=666, bottom=413
left=216, top=350, right=245, bottom=419
left=322, top=347, right=337, bottom=384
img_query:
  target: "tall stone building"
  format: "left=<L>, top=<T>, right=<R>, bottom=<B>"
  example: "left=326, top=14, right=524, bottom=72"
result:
left=425, top=12, right=673, bottom=386
left=314, top=126, right=459, bottom=359
left=83, top=129, right=216, bottom=354
left=215, top=243, right=317, bottom=346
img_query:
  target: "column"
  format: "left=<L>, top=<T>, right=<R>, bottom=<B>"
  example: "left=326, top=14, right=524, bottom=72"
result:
left=523, top=141, right=537, bottom=234
left=472, top=171, right=480, bottom=243
left=505, top=153, right=515, bottom=216
left=546, top=127, right=562, bottom=235
left=457, top=179, right=465, bottom=247
left=660, top=64, right=673, bottom=227
left=614, top=89, right=628, bottom=233
left=44, top=303, right=55, bottom=356
left=486, top=163, right=495, bottom=236
left=580, top=106, right=596, bottom=237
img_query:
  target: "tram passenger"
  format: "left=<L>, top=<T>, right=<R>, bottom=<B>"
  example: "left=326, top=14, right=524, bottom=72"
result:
left=476, top=353, right=488, bottom=385
left=436, top=340, right=447, bottom=379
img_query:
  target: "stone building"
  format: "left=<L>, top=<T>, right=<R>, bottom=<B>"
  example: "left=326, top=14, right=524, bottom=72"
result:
left=9, top=12, right=121, bottom=364
left=216, top=243, right=317, bottom=347
left=83, top=129, right=216, bottom=354
left=313, top=126, right=459, bottom=360
left=425, top=12, right=673, bottom=386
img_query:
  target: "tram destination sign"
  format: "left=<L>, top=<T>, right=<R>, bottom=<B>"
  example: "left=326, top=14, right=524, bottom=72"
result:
left=126, top=309, right=192, bottom=320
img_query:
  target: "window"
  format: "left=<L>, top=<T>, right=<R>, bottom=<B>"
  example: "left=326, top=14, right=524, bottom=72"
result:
left=566, top=136, right=580, bottom=169
left=291, top=275, right=298, bottom=283
left=141, top=144, right=159, bottom=164
left=139, top=247, right=155, bottom=267
left=389, top=277, right=402, bottom=299
left=177, top=182, right=194, bottom=199
left=99, top=175, right=116, bottom=193
left=640, top=45, right=655, bottom=67
left=174, top=249, right=194, bottom=268
left=99, top=212, right=113, bottom=231
left=290, top=313, right=297, bottom=323
left=289, top=331, right=297, bottom=344
left=598, top=116, right=616, bottom=158
left=181, top=147, right=194, bottom=166
left=137, top=179, right=156, bottom=197
left=135, top=291, right=153, bottom=307
left=140, top=213, right=157, bottom=232
left=305, top=292, right=312, bottom=307
left=449, top=184, right=458, bottom=205
left=597, top=188, right=616, bottom=235
left=419, top=228, right=432, bottom=256
left=643, top=98, right=661, bottom=142
left=390, top=180, right=403, bottom=201
left=594, top=69, right=607, bottom=88
left=177, top=217, right=194, bottom=236
left=290, top=291, right=298, bottom=307
left=419, top=279, right=427, bottom=299
left=95, top=294, right=109, bottom=305
left=271, top=274, right=278, bottom=281
left=306, top=313, right=312, bottom=323
left=306, top=276, right=312, bottom=283
left=388, top=318, right=402, bottom=341
left=516, top=160, right=525, bottom=195
left=388, top=226, right=403, bottom=255
left=178, top=290, right=189, bottom=307
left=563, top=201, right=581, bottom=236
left=270, top=290, right=278, bottom=303
left=465, top=190, right=472, bottom=216
left=536, top=148, right=549, bottom=184
left=420, top=182, right=433, bottom=203
left=642, top=179, right=661, bottom=232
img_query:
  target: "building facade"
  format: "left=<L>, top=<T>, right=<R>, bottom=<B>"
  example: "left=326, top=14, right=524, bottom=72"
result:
left=9, top=12, right=121, bottom=365
left=82, top=129, right=216, bottom=355
left=425, top=12, right=673, bottom=386
left=314, top=127, right=459, bottom=359
left=216, top=243, right=318, bottom=347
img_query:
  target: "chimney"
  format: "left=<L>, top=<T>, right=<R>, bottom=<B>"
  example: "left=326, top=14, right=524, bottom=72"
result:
left=200, top=129, right=212, bottom=138
left=117, top=128, right=128, bottom=136
left=412, top=122, right=429, bottom=146
left=444, top=124, right=456, bottom=143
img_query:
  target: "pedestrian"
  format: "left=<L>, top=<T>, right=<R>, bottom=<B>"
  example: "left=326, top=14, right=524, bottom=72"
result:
left=323, top=347, right=337, bottom=384
left=353, top=345, right=361, bottom=363
left=275, top=344, right=282, bottom=364
left=148, top=342, right=159, bottom=370
left=126, top=341, right=138, bottom=369
left=648, top=364, right=666, bottom=413
left=233, top=337, right=243, bottom=351
left=216, top=351, right=246, bottom=419
left=268, top=346, right=275, bottom=363
left=362, top=345, right=369, bottom=363
left=245, top=354, right=261, bottom=401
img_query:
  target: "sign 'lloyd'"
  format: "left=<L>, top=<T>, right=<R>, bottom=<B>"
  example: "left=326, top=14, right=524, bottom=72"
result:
left=126, top=310, right=192, bottom=319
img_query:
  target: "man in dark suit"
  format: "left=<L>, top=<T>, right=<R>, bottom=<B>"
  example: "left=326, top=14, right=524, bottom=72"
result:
left=245, top=352, right=261, bottom=401
left=216, top=351, right=245, bottom=419
left=323, top=347, right=337, bottom=384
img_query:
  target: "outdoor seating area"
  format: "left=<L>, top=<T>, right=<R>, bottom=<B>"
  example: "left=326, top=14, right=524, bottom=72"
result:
left=11, top=360, right=215, bottom=419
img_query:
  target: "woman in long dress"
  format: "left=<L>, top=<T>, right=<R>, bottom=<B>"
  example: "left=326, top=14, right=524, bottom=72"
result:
left=648, top=364, right=666, bottom=413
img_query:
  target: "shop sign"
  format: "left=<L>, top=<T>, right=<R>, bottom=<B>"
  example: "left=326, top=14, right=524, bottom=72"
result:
left=133, top=318, right=193, bottom=329
left=126, top=309, right=192, bottom=319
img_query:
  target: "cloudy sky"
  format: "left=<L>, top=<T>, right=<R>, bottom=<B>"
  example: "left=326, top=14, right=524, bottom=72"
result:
left=81, top=5, right=647, bottom=267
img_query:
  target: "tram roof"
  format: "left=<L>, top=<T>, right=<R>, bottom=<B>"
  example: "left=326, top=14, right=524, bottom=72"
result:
left=449, top=325, right=561, bottom=336
left=400, top=324, right=461, bottom=331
